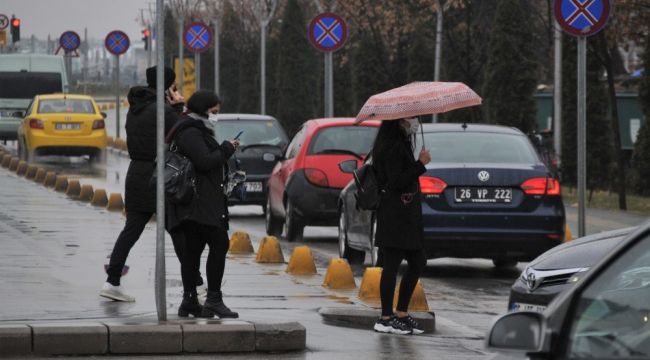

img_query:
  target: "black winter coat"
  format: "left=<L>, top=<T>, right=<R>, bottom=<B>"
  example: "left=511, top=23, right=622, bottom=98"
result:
left=374, top=138, right=427, bottom=250
left=124, top=86, right=182, bottom=213
left=166, top=117, right=235, bottom=230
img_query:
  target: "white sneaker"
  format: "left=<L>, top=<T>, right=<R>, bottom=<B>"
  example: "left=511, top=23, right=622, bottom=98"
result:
left=100, top=282, right=135, bottom=302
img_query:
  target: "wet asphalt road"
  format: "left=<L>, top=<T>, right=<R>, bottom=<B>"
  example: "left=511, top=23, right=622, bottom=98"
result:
left=1, top=107, right=648, bottom=359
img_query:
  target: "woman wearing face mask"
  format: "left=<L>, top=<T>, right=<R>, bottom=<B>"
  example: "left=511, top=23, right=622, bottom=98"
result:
left=166, top=90, right=240, bottom=318
left=371, top=117, right=431, bottom=335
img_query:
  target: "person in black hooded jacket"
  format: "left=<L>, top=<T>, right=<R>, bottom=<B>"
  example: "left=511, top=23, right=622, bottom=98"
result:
left=167, top=90, right=240, bottom=319
left=100, top=66, right=199, bottom=302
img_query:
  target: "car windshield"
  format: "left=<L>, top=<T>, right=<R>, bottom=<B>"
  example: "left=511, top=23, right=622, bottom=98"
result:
left=38, top=99, right=95, bottom=114
left=417, top=132, right=540, bottom=164
left=309, top=126, right=378, bottom=157
left=214, top=119, right=287, bottom=147
left=0, top=72, right=62, bottom=100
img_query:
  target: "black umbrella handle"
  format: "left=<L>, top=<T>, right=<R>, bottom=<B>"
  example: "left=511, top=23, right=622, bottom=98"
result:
left=418, top=118, right=426, bottom=150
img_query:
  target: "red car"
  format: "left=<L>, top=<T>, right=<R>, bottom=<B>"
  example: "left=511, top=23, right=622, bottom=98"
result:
left=265, top=118, right=380, bottom=242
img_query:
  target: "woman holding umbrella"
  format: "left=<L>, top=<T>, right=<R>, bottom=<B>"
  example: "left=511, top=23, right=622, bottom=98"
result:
left=356, top=82, right=482, bottom=335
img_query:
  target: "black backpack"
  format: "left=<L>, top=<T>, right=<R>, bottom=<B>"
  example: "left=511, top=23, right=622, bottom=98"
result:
left=353, top=161, right=383, bottom=211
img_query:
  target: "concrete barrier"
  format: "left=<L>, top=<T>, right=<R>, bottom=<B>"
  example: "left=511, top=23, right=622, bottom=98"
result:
left=8, top=157, right=19, bottom=171
left=229, top=231, right=254, bottom=254
left=34, top=168, right=47, bottom=183
left=0, top=324, right=31, bottom=355
left=54, top=176, right=69, bottom=192
left=286, top=246, right=317, bottom=275
left=255, top=236, right=285, bottom=263
left=66, top=180, right=82, bottom=198
left=182, top=322, right=255, bottom=353
left=318, top=307, right=435, bottom=334
left=16, top=161, right=28, bottom=176
left=1, top=154, right=11, bottom=168
left=357, top=267, right=382, bottom=301
left=254, top=322, right=306, bottom=352
left=91, top=189, right=108, bottom=207
left=106, top=193, right=124, bottom=212
left=322, top=258, right=356, bottom=289
left=25, top=165, right=38, bottom=179
left=43, top=172, right=57, bottom=187
left=107, top=324, right=182, bottom=354
left=78, top=185, right=94, bottom=202
left=393, top=280, right=429, bottom=312
left=32, top=323, right=107, bottom=355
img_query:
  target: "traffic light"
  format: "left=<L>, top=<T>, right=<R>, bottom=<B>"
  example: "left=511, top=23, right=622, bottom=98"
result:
left=10, top=16, right=20, bottom=43
left=142, top=28, right=150, bottom=50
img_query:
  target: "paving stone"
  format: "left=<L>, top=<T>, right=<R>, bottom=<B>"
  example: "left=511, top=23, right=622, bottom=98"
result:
left=31, top=322, right=107, bottom=355
left=254, top=322, right=306, bottom=352
left=0, top=324, right=31, bottom=355
left=182, top=321, right=255, bottom=353
left=107, top=324, right=182, bottom=354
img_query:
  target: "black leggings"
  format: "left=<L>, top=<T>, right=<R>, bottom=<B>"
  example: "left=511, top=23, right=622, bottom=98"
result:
left=180, top=221, right=229, bottom=293
left=379, top=247, right=427, bottom=317
left=106, top=210, right=191, bottom=286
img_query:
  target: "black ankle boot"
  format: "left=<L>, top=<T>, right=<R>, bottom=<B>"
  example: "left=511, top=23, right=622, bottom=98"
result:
left=200, top=290, right=239, bottom=319
left=178, top=291, right=203, bottom=317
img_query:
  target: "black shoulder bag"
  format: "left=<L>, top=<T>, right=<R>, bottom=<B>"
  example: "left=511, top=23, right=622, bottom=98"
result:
left=353, top=158, right=383, bottom=211
left=151, top=122, right=197, bottom=204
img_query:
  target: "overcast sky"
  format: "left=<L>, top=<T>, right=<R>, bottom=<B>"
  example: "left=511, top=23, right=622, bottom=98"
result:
left=1, top=0, right=152, bottom=41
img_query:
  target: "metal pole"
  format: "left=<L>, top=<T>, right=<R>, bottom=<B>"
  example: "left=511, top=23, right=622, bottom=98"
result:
left=155, top=0, right=167, bottom=322
left=196, top=53, right=201, bottom=90
left=214, top=19, right=220, bottom=95
left=178, top=19, right=184, bottom=96
left=553, top=21, right=562, bottom=163
left=324, top=52, right=333, bottom=118
left=147, top=22, right=153, bottom=68
left=260, top=23, right=267, bottom=114
left=577, top=37, right=586, bottom=237
left=432, top=2, right=443, bottom=123
left=83, top=28, right=88, bottom=82
left=115, top=56, right=121, bottom=139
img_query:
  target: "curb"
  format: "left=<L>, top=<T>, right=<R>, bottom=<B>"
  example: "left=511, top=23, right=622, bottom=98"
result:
left=0, top=321, right=306, bottom=356
left=318, top=307, right=436, bottom=334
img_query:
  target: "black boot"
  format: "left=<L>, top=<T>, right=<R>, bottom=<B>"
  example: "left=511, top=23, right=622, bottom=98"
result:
left=178, top=291, right=203, bottom=318
left=200, top=290, right=239, bottom=319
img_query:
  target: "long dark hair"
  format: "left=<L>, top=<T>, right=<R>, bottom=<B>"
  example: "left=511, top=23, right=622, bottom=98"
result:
left=370, top=120, right=415, bottom=160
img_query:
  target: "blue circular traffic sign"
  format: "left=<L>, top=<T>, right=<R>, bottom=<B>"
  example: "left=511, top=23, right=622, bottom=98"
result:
left=60, top=31, right=81, bottom=52
left=554, top=0, right=611, bottom=37
left=308, top=12, right=348, bottom=53
left=105, top=30, right=130, bottom=56
left=183, top=22, right=212, bottom=53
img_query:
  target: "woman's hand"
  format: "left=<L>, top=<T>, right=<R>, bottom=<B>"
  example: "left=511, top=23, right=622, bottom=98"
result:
left=229, top=139, right=240, bottom=149
left=418, top=148, right=431, bottom=165
left=166, top=87, right=185, bottom=105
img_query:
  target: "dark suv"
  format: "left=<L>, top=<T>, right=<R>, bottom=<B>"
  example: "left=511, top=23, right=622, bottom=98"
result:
left=212, top=114, right=289, bottom=212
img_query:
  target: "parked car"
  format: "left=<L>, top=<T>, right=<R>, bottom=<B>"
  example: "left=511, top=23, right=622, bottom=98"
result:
left=17, top=94, right=107, bottom=163
left=212, top=114, right=289, bottom=211
left=0, top=54, right=69, bottom=140
left=487, top=220, right=650, bottom=359
left=508, top=227, right=634, bottom=313
left=338, top=123, right=566, bottom=267
left=266, top=118, right=380, bottom=242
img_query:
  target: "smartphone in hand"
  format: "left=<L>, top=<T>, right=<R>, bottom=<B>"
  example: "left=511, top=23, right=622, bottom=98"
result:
left=234, top=130, right=244, bottom=140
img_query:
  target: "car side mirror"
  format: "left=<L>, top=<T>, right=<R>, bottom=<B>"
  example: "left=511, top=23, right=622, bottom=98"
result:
left=486, top=312, right=545, bottom=353
left=339, top=159, right=358, bottom=174
left=11, top=111, right=25, bottom=118
left=100, top=112, right=107, bottom=119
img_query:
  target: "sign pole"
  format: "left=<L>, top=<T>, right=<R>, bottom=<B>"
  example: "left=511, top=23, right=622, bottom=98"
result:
left=115, top=55, right=121, bottom=139
left=577, top=36, right=586, bottom=237
left=178, top=18, right=184, bottom=96
left=196, top=53, right=201, bottom=90
left=324, top=52, right=333, bottom=118
left=260, top=23, right=267, bottom=115
left=182, top=21, right=213, bottom=95
left=214, top=19, right=219, bottom=95
left=155, top=0, right=167, bottom=322
left=432, top=1, right=443, bottom=123
left=553, top=21, right=562, bottom=164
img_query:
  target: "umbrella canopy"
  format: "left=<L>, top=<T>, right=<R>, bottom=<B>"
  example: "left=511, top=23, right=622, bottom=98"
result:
left=355, top=81, right=482, bottom=123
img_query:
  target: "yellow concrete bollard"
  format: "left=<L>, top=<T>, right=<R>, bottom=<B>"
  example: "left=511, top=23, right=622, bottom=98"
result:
left=34, top=168, right=47, bottom=183
left=91, top=189, right=109, bottom=207
left=25, top=165, right=38, bottom=180
left=286, top=246, right=317, bottom=275
left=106, top=136, right=114, bottom=147
left=322, top=258, right=356, bottom=289
left=43, top=172, right=57, bottom=187
left=121, top=139, right=128, bottom=151
left=393, top=280, right=429, bottom=312
left=1, top=154, right=11, bottom=168
left=229, top=231, right=254, bottom=254
left=106, top=193, right=124, bottom=212
left=16, top=161, right=28, bottom=176
left=54, top=176, right=68, bottom=192
left=255, top=236, right=285, bottom=263
left=66, top=180, right=81, bottom=198
left=358, top=267, right=382, bottom=301
left=564, top=224, right=573, bottom=242
left=78, top=184, right=94, bottom=202
left=8, top=158, right=19, bottom=171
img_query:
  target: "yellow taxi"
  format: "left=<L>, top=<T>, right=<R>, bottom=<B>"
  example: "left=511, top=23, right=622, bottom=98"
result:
left=17, top=94, right=107, bottom=163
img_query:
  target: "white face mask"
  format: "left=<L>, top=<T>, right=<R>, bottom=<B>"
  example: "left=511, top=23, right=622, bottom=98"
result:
left=208, top=113, right=219, bottom=122
left=402, top=118, right=420, bottom=135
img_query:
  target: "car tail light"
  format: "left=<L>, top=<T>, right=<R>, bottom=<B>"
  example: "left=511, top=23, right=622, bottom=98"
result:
left=305, top=168, right=329, bottom=188
left=547, top=233, right=562, bottom=240
left=29, top=119, right=44, bottom=129
left=419, top=176, right=447, bottom=194
left=92, top=120, right=105, bottom=129
left=521, top=177, right=561, bottom=196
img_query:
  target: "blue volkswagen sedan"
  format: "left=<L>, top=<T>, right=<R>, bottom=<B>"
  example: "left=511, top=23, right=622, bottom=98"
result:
left=338, top=123, right=566, bottom=268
